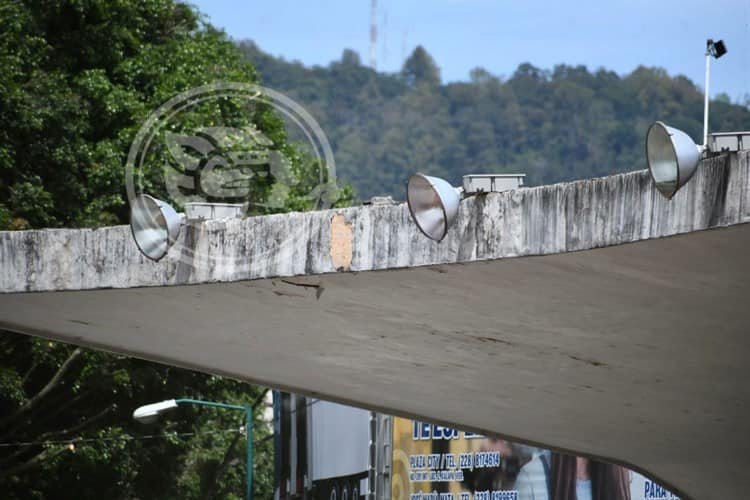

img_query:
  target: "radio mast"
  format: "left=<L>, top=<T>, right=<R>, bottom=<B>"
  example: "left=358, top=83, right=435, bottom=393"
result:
left=369, top=0, right=377, bottom=69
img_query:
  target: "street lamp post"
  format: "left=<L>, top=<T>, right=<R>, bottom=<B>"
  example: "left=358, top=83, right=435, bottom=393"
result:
left=133, top=398, right=253, bottom=500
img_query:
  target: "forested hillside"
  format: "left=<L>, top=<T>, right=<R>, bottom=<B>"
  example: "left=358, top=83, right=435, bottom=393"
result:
left=239, top=41, right=750, bottom=200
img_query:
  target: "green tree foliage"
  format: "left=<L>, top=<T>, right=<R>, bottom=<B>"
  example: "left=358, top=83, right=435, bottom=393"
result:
left=0, top=0, right=350, bottom=230
left=0, top=333, right=274, bottom=499
left=401, top=45, right=441, bottom=87
left=238, top=43, right=750, bottom=200
left=0, top=1, right=353, bottom=498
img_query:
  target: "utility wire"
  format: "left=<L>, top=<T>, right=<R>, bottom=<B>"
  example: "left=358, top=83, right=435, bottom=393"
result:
left=0, top=428, right=241, bottom=449
left=0, top=395, right=320, bottom=449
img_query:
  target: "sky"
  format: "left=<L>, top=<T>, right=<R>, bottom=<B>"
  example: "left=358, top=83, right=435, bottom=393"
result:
left=192, top=0, right=749, bottom=102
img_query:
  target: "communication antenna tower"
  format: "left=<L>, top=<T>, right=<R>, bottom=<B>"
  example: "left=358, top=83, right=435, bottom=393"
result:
left=370, top=0, right=377, bottom=69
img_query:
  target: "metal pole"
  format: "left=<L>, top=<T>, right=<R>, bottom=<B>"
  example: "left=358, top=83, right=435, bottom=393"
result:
left=246, top=407, right=253, bottom=500
left=703, top=49, right=710, bottom=148
left=174, top=399, right=253, bottom=500
left=176, top=399, right=247, bottom=412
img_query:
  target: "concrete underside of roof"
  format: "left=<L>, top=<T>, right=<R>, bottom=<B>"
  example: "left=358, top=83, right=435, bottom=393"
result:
left=1, top=151, right=748, bottom=500
left=1, top=223, right=748, bottom=500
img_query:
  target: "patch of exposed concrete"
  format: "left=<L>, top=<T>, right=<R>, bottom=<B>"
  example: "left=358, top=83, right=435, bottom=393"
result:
left=329, top=213, right=353, bottom=271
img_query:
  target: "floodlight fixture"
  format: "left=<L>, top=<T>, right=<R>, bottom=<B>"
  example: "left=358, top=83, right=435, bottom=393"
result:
left=406, top=173, right=525, bottom=242
left=707, top=39, right=727, bottom=59
left=646, top=122, right=701, bottom=199
left=129, top=195, right=246, bottom=261
left=130, top=194, right=182, bottom=261
left=702, top=39, right=728, bottom=147
left=407, top=173, right=461, bottom=242
left=646, top=38, right=729, bottom=199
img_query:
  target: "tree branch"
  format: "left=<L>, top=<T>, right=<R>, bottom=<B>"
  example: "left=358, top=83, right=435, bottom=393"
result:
left=0, top=388, right=77, bottom=441
left=0, top=445, right=70, bottom=479
left=201, top=419, right=243, bottom=500
left=30, top=389, right=93, bottom=430
left=21, top=360, right=40, bottom=385
left=251, top=388, right=269, bottom=412
left=0, top=331, right=26, bottom=352
left=0, top=405, right=111, bottom=469
left=2, top=387, right=71, bottom=431
left=0, top=347, right=82, bottom=428
left=54, top=405, right=113, bottom=438
left=198, top=391, right=266, bottom=500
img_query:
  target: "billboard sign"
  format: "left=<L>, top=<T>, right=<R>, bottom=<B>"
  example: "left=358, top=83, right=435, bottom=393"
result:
left=392, top=417, right=679, bottom=500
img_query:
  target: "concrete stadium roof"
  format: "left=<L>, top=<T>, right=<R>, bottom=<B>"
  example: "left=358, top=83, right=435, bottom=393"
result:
left=1, top=151, right=748, bottom=499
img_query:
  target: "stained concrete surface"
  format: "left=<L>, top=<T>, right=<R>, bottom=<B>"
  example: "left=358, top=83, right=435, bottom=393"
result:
left=0, top=152, right=748, bottom=500
left=1, top=153, right=746, bottom=293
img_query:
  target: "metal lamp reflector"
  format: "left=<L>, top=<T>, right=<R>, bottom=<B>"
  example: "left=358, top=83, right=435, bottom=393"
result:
left=130, top=194, right=181, bottom=261
left=646, top=122, right=701, bottom=199
left=406, top=173, right=460, bottom=241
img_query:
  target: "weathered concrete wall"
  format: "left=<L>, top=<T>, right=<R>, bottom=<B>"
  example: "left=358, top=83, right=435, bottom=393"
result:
left=1, top=152, right=747, bottom=293
left=1, top=152, right=749, bottom=500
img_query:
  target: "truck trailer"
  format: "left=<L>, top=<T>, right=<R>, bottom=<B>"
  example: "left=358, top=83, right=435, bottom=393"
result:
left=274, top=392, right=392, bottom=500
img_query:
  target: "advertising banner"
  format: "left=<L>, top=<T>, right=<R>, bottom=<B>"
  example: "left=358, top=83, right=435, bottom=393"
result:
left=391, top=417, right=679, bottom=500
